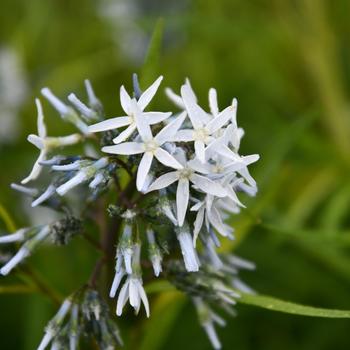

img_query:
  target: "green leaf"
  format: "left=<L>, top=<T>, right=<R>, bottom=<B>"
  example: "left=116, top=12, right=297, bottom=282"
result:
left=140, top=18, right=164, bottom=89
left=0, top=202, right=17, bottom=232
left=238, top=292, right=350, bottom=318
left=144, top=281, right=350, bottom=319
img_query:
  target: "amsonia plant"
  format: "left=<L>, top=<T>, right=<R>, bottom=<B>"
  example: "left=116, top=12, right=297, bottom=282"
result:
left=1, top=72, right=350, bottom=350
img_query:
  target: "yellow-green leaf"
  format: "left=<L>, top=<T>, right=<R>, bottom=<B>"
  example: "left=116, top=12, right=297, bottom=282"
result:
left=238, top=292, right=350, bottom=318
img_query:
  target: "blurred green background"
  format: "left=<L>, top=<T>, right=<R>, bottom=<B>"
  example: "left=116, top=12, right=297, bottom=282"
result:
left=1, top=0, right=350, bottom=349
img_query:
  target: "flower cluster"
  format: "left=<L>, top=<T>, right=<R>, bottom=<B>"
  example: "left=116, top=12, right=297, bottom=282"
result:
left=167, top=249, right=256, bottom=349
left=37, top=288, right=122, bottom=350
left=0, top=75, right=258, bottom=349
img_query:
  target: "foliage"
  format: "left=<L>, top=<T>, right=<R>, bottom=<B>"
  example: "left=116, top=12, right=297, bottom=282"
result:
left=1, top=0, right=350, bottom=349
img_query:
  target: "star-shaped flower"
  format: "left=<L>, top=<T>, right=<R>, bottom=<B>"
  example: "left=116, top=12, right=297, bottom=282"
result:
left=147, top=149, right=227, bottom=226
left=88, top=76, right=171, bottom=144
left=171, top=84, right=235, bottom=163
left=21, top=99, right=82, bottom=184
left=102, top=101, right=186, bottom=191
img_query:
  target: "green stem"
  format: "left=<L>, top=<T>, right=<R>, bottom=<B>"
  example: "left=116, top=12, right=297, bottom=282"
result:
left=18, top=266, right=62, bottom=305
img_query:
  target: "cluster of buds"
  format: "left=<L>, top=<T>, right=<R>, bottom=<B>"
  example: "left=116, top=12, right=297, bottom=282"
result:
left=0, top=215, right=83, bottom=275
left=167, top=251, right=255, bottom=349
left=0, top=74, right=258, bottom=349
left=109, top=211, right=150, bottom=317
left=0, top=225, right=50, bottom=275
left=37, top=288, right=122, bottom=350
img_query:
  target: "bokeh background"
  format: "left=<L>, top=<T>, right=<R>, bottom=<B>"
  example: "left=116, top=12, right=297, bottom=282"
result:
left=1, top=0, right=350, bottom=349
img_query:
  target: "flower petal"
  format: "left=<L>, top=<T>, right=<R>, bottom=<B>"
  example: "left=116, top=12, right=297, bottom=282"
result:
left=231, top=98, right=238, bottom=127
left=206, top=105, right=234, bottom=134
left=237, top=167, right=256, bottom=187
left=208, top=88, right=219, bottom=116
left=208, top=207, right=233, bottom=237
left=35, top=99, right=47, bottom=138
left=184, top=78, right=198, bottom=103
left=144, top=111, right=172, bottom=124
left=176, top=179, right=189, bottom=226
left=137, top=282, right=150, bottom=317
left=154, top=148, right=183, bottom=169
left=181, top=84, right=205, bottom=129
left=110, top=269, right=125, bottom=298
left=116, top=280, right=130, bottom=316
left=194, top=140, right=206, bottom=163
left=88, top=116, right=131, bottom=133
left=129, top=279, right=140, bottom=309
left=133, top=100, right=153, bottom=141
left=170, top=129, right=194, bottom=142
left=191, top=174, right=227, bottom=197
left=193, top=206, right=205, bottom=246
left=102, top=142, right=144, bottom=155
left=136, top=152, right=153, bottom=191
left=21, top=151, right=46, bottom=184
left=137, top=76, right=163, bottom=111
left=113, top=124, right=137, bottom=144
left=147, top=171, right=179, bottom=192
left=155, top=111, right=187, bottom=145
left=225, top=186, right=245, bottom=208
left=27, top=134, right=44, bottom=150
left=188, top=158, right=211, bottom=174
left=120, top=85, right=132, bottom=114
left=165, top=87, right=185, bottom=109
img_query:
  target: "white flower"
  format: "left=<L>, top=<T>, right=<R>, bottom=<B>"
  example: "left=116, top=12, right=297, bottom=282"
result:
left=147, top=149, right=227, bottom=226
left=165, top=78, right=195, bottom=109
left=21, top=99, right=82, bottom=184
left=171, top=84, right=234, bottom=163
left=102, top=102, right=186, bottom=191
left=191, top=195, right=235, bottom=245
left=166, top=79, right=236, bottom=121
left=110, top=243, right=150, bottom=317
left=88, top=76, right=171, bottom=143
left=116, top=274, right=150, bottom=317
left=176, top=225, right=200, bottom=272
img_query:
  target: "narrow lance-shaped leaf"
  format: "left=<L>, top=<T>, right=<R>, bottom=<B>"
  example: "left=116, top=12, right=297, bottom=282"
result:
left=238, top=292, right=350, bottom=318
left=146, top=281, right=350, bottom=318
left=140, top=18, right=164, bottom=89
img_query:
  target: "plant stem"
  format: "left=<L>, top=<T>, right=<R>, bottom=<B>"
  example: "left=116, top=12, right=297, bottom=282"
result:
left=19, top=266, right=62, bottom=305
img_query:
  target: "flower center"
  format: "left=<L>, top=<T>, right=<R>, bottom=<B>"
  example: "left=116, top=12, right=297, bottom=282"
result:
left=144, top=139, right=159, bottom=153
left=193, top=127, right=210, bottom=142
left=178, top=167, right=194, bottom=179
